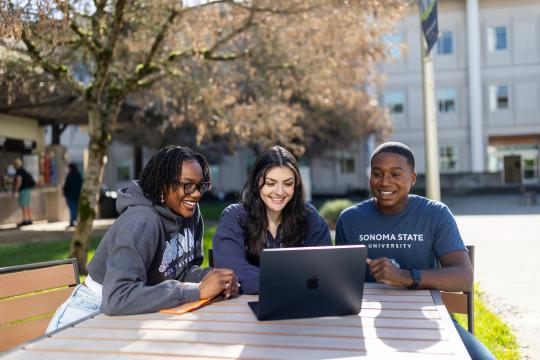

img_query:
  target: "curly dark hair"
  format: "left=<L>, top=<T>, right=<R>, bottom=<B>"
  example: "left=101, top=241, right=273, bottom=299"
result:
left=241, top=145, right=309, bottom=263
left=139, top=145, right=210, bottom=205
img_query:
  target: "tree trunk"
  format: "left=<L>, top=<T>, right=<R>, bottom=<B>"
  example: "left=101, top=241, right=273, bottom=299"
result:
left=51, top=124, right=67, bottom=145
left=69, top=102, right=119, bottom=275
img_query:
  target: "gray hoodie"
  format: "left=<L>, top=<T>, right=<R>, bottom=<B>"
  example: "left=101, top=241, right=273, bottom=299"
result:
left=88, top=181, right=211, bottom=315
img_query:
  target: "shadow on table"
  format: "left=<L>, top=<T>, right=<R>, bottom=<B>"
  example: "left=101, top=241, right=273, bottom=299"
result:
left=374, top=304, right=446, bottom=356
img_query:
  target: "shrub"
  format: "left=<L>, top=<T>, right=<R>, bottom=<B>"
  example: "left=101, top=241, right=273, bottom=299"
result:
left=319, top=199, right=354, bottom=230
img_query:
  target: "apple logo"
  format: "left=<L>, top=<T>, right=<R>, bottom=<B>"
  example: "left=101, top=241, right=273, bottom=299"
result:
left=306, top=275, right=319, bottom=290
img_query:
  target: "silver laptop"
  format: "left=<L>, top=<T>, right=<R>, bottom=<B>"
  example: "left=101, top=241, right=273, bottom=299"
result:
left=248, top=245, right=367, bottom=321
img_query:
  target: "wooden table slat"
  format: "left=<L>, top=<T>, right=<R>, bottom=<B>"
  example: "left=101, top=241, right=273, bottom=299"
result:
left=3, top=348, right=463, bottom=360
left=82, top=316, right=447, bottom=333
left=210, top=300, right=438, bottom=311
left=26, top=336, right=460, bottom=359
left=58, top=324, right=451, bottom=342
left=1, top=350, right=226, bottom=360
left=363, top=294, right=435, bottom=302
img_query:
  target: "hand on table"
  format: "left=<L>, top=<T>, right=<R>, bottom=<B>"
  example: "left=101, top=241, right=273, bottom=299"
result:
left=199, top=268, right=239, bottom=300
left=367, top=257, right=413, bottom=288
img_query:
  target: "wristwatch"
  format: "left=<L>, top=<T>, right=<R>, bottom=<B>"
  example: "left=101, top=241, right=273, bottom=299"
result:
left=407, top=268, right=421, bottom=289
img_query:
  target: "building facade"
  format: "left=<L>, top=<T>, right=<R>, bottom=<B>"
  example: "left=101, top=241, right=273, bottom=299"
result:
left=382, top=0, right=540, bottom=186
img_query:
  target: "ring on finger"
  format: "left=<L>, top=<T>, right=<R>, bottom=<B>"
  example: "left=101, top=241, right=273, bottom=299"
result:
left=224, top=281, right=230, bottom=289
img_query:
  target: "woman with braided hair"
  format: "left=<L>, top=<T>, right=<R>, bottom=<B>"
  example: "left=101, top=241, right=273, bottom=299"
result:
left=47, top=146, right=238, bottom=332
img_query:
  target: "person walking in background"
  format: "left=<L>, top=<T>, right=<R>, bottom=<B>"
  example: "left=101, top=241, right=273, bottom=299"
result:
left=212, top=145, right=331, bottom=294
left=63, top=163, right=83, bottom=228
left=12, top=158, right=35, bottom=227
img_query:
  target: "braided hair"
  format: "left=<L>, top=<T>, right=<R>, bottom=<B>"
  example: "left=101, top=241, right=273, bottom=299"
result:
left=241, top=146, right=309, bottom=264
left=139, top=146, right=210, bottom=205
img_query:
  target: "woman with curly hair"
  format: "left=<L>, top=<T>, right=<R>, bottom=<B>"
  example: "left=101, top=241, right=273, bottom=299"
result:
left=212, top=145, right=331, bottom=294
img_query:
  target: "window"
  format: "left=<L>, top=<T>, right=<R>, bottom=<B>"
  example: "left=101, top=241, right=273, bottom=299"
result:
left=489, top=85, right=509, bottom=111
left=209, top=165, right=219, bottom=182
left=523, top=158, right=537, bottom=181
left=437, top=31, right=453, bottom=55
left=488, top=26, right=507, bottom=51
left=384, top=91, right=405, bottom=115
left=383, top=33, right=404, bottom=60
left=440, top=146, right=458, bottom=172
left=340, top=158, right=355, bottom=174
left=437, top=89, right=456, bottom=113
left=116, top=161, right=131, bottom=181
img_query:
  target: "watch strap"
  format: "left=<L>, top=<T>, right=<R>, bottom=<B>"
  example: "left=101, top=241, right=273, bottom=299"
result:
left=407, top=268, right=421, bottom=290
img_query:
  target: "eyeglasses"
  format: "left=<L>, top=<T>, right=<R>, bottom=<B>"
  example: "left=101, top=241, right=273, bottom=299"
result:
left=174, top=181, right=211, bottom=195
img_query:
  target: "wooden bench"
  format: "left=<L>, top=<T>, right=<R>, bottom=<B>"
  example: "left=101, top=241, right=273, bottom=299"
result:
left=0, top=258, right=79, bottom=352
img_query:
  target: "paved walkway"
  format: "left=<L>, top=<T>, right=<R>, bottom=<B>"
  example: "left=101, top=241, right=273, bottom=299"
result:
left=1, top=193, right=539, bottom=358
left=446, top=193, right=540, bottom=360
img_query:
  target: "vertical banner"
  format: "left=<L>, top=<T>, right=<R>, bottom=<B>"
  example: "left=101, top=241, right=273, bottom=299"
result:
left=418, top=0, right=439, bottom=54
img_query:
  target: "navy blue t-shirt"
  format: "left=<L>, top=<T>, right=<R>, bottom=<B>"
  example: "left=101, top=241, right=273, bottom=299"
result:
left=335, top=195, right=466, bottom=282
left=212, top=202, right=331, bottom=294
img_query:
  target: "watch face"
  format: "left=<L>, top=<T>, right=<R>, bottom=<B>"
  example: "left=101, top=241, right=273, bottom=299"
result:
left=407, top=269, right=421, bottom=289
left=411, top=269, right=421, bottom=282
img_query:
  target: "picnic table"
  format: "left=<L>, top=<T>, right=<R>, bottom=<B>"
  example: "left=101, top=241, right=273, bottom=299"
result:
left=2, top=283, right=470, bottom=359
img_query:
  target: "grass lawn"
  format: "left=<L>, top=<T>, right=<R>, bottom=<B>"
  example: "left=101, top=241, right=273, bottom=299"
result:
left=0, top=236, right=102, bottom=268
left=455, top=285, right=521, bottom=360
left=0, top=227, right=521, bottom=359
left=0, top=227, right=217, bottom=270
left=199, top=201, right=233, bottom=222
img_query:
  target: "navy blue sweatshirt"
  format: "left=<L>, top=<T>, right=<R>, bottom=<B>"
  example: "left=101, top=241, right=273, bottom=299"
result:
left=212, top=202, right=331, bottom=294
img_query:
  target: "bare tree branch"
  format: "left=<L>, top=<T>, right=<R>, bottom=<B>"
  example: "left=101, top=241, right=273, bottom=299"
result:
left=68, top=20, right=98, bottom=54
left=91, top=0, right=106, bottom=49
left=201, top=48, right=251, bottom=61
left=51, top=0, right=98, bottom=55
left=121, top=7, right=181, bottom=97
left=90, top=0, right=127, bottom=99
left=180, top=0, right=232, bottom=14
left=20, top=28, right=85, bottom=93
left=207, top=10, right=254, bottom=54
left=230, top=1, right=320, bottom=15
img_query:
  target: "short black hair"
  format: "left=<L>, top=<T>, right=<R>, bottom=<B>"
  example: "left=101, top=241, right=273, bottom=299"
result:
left=370, top=141, right=415, bottom=171
left=139, top=145, right=210, bottom=204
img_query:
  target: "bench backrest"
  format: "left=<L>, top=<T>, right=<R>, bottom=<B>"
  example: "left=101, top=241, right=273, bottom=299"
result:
left=208, top=248, right=214, bottom=267
left=440, top=245, right=475, bottom=334
left=0, top=258, right=79, bottom=352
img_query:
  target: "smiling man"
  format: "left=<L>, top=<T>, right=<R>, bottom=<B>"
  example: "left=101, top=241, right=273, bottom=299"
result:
left=335, top=141, right=494, bottom=360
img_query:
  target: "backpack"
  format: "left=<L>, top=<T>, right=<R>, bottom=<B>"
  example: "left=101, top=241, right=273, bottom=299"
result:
left=21, top=170, right=36, bottom=189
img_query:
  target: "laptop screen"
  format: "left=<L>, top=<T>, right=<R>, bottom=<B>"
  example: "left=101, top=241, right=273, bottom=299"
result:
left=253, top=245, right=367, bottom=320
